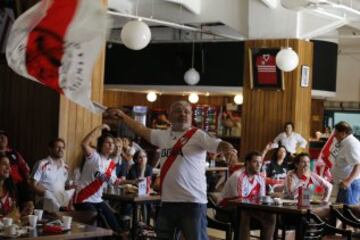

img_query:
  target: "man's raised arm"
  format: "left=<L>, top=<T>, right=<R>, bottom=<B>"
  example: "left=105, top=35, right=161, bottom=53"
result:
left=108, top=108, right=152, bottom=143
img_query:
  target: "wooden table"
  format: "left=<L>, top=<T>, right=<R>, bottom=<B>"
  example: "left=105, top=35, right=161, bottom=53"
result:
left=229, top=199, right=333, bottom=240
left=13, top=222, right=113, bottom=240
left=206, top=167, right=228, bottom=175
left=103, top=192, right=161, bottom=240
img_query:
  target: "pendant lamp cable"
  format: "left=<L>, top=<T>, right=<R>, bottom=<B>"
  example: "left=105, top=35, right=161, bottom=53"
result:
left=135, top=0, right=139, bottom=16
left=191, top=36, right=195, bottom=68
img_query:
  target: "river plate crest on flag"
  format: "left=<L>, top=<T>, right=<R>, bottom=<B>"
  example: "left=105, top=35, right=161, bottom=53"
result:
left=5, top=0, right=108, bottom=113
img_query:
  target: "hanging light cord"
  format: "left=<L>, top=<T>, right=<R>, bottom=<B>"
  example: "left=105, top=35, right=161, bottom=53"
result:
left=135, top=0, right=139, bottom=16
left=191, top=39, right=195, bottom=68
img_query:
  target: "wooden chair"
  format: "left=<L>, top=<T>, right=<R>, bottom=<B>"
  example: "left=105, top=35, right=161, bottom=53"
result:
left=330, top=205, right=360, bottom=238
left=207, top=194, right=233, bottom=240
left=303, top=210, right=352, bottom=240
left=343, top=204, right=360, bottom=223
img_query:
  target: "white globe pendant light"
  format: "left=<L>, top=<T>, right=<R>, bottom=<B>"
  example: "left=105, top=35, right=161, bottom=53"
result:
left=234, top=94, right=243, bottom=105
left=121, top=19, right=151, bottom=50
left=188, top=93, right=199, bottom=104
left=146, top=92, right=157, bottom=102
left=184, top=68, right=200, bottom=85
left=184, top=39, right=200, bottom=85
left=275, top=47, right=299, bottom=72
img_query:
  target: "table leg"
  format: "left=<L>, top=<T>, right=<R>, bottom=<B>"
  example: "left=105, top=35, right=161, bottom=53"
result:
left=234, top=206, right=241, bottom=240
left=295, top=217, right=304, bottom=240
left=132, top=203, right=138, bottom=240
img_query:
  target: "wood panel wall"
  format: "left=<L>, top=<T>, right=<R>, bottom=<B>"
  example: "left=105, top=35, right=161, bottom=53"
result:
left=0, top=57, right=59, bottom=167
left=240, top=39, right=313, bottom=158
left=311, top=99, right=325, bottom=137
left=58, top=0, right=107, bottom=170
left=103, top=90, right=232, bottom=109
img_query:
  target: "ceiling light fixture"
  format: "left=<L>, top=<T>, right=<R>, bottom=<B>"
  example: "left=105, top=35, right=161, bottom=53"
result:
left=120, top=19, right=151, bottom=50
left=146, top=91, right=157, bottom=102
left=184, top=36, right=200, bottom=85
left=120, top=0, right=151, bottom=50
left=234, top=94, right=243, bottom=105
left=188, top=93, right=199, bottom=104
left=276, top=40, right=299, bottom=72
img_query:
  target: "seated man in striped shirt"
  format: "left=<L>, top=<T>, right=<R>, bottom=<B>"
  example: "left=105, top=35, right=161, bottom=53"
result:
left=219, top=151, right=276, bottom=240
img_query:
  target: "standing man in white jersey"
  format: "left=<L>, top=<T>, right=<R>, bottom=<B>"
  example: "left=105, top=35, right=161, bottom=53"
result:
left=332, top=121, right=360, bottom=204
left=109, top=101, right=238, bottom=240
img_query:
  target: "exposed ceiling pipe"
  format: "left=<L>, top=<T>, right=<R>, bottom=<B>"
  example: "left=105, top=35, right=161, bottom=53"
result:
left=300, top=18, right=348, bottom=38
left=108, top=10, right=245, bottom=41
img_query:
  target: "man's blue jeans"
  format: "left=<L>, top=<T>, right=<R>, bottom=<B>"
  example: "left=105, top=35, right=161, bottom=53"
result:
left=156, top=202, right=208, bottom=240
left=336, top=179, right=360, bottom=205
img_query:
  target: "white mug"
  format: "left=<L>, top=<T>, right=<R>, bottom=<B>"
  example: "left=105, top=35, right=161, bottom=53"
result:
left=2, top=217, right=13, bottom=227
left=28, top=215, right=38, bottom=228
left=34, top=209, right=43, bottom=221
left=62, top=216, right=72, bottom=230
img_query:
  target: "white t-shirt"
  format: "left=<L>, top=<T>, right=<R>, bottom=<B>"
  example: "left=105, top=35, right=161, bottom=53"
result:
left=331, top=134, right=360, bottom=184
left=221, top=169, right=266, bottom=202
left=33, top=156, right=69, bottom=193
left=273, top=132, right=307, bottom=154
left=76, top=151, right=117, bottom=203
left=151, top=128, right=221, bottom=204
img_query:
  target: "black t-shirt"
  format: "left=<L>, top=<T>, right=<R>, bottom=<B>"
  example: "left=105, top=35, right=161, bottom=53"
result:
left=266, top=161, right=288, bottom=179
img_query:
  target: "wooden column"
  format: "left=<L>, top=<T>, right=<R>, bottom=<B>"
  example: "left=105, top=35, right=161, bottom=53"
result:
left=240, top=39, right=313, bottom=158
left=58, top=0, right=107, bottom=170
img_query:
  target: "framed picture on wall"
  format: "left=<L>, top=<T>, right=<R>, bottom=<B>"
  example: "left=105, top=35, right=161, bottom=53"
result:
left=301, top=65, right=310, bottom=87
left=249, top=48, right=284, bottom=90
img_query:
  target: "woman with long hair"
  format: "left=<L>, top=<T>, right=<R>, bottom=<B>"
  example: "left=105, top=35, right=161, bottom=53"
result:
left=128, top=150, right=153, bottom=180
left=73, top=124, right=121, bottom=233
left=262, top=144, right=291, bottom=180
left=0, top=153, right=33, bottom=221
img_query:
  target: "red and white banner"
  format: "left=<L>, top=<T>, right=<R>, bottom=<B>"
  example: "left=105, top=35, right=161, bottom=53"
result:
left=6, top=0, right=107, bottom=113
left=316, top=132, right=336, bottom=181
left=318, top=132, right=336, bottom=169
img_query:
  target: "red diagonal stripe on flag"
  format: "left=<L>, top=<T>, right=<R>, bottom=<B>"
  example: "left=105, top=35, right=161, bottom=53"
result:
left=318, top=133, right=335, bottom=169
left=25, top=0, right=79, bottom=93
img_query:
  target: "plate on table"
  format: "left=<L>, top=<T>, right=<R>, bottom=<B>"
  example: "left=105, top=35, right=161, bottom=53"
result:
left=281, top=199, right=297, bottom=206
left=310, top=200, right=323, bottom=205
left=43, top=220, right=69, bottom=234
left=0, top=226, right=28, bottom=238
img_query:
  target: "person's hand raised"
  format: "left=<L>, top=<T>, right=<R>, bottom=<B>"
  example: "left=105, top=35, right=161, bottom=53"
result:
left=100, top=123, right=111, bottom=131
left=106, top=108, right=124, bottom=119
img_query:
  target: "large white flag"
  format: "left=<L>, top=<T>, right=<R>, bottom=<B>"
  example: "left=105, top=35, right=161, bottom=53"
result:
left=6, top=0, right=107, bottom=113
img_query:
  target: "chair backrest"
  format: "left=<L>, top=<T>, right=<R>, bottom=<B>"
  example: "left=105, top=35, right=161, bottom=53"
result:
left=344, top=204, right=360, bottom=220
left=303, top=210, right=326, bottom=240
left=304, top=209, right=353, bottom=240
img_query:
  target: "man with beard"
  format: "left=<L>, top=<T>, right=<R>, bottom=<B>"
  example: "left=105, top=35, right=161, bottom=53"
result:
left=219, top=151, right=276, bottom=240
left=108, top=101, right=238, bottom=240
left=31, top=138, right=74, bottom=212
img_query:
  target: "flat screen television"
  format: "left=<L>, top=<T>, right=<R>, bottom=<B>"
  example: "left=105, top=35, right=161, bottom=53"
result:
left=105, top=41, right=244, bottom=87
left=333, top=112, right=360, bottom=138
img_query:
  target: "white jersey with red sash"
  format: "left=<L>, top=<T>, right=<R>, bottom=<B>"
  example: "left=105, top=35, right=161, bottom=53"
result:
left=220, top=169, right=265, bottom=206
left=285, top=170, right=331, bottom=199
left=74, top=151, right=116, bottom=204
left=151, top=128, right=221, bottom=204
